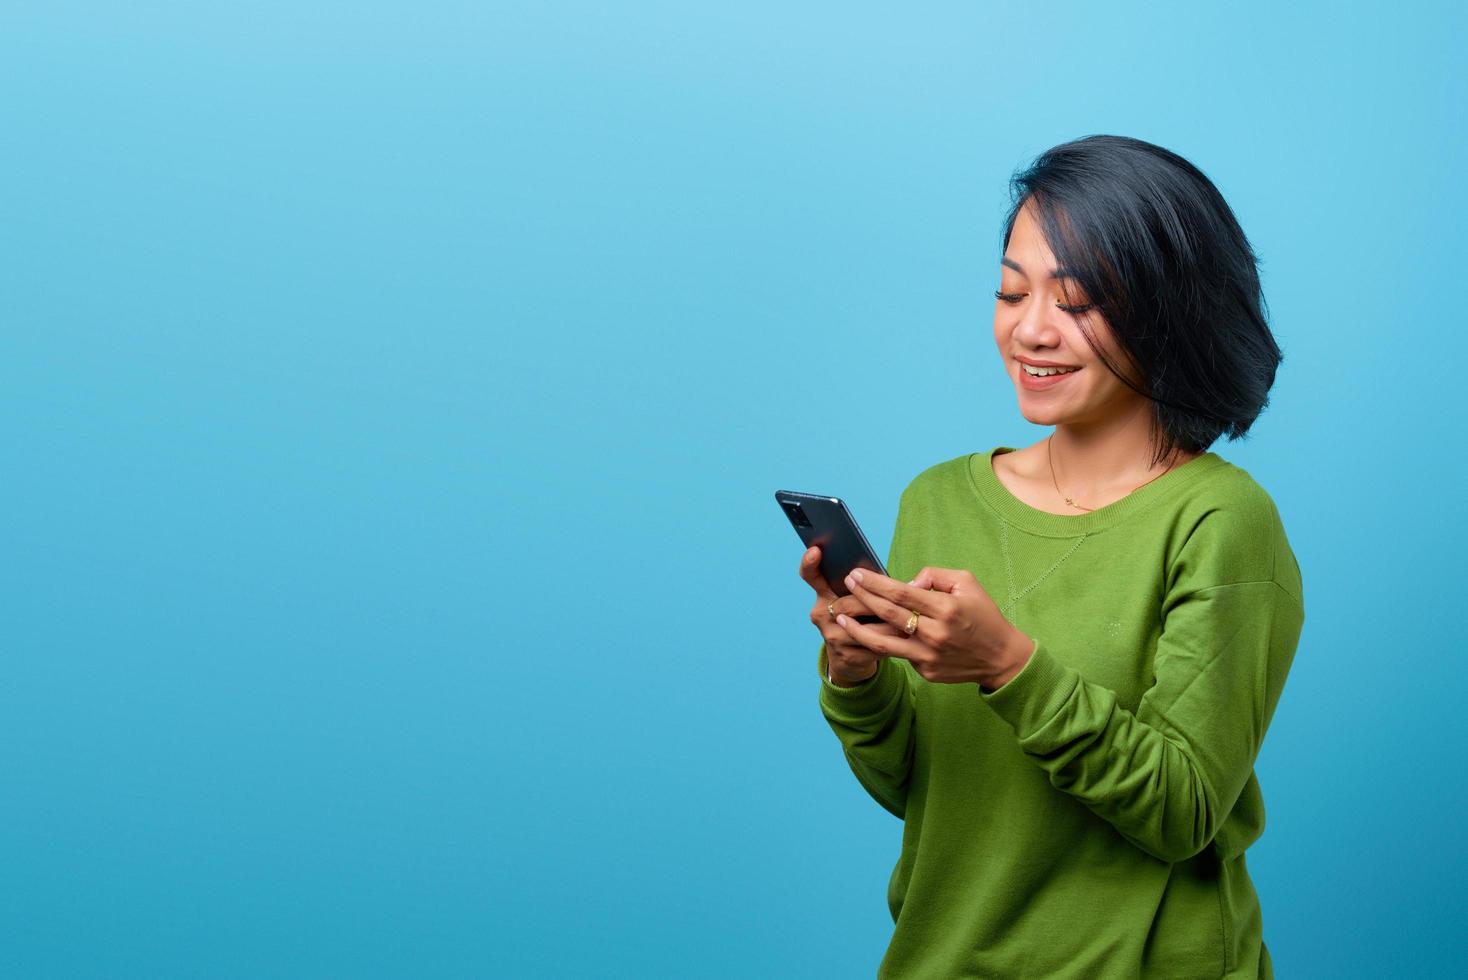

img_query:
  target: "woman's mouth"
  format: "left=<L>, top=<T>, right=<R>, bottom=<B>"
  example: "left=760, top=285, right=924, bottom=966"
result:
left=1018, top=362, right=1081, bottom=390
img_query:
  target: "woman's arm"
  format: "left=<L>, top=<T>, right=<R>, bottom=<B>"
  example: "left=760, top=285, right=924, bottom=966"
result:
left=818, top=642, right=917, bottom=819
left=978, top=550, right=1304, bottom=863
left=816, top=484, right=922, bottom=819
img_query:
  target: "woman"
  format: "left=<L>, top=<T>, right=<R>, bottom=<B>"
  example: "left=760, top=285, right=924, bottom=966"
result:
left=798, top=135, right=1304, bottom=978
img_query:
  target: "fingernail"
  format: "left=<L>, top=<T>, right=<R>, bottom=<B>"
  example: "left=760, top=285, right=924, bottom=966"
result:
left=850, top=570, right=865, bottom=585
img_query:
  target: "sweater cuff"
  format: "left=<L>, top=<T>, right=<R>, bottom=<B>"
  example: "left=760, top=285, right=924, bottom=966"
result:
left=817, top=643, right=902, bottom=714
left=977, top=637, right=1078, bottom=736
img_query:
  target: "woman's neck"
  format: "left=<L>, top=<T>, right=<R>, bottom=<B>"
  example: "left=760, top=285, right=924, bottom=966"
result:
left=1047, top=410, right=1195, bottom=496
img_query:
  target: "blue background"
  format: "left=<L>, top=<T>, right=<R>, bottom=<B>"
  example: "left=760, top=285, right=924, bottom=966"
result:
left=4, top=1, right=1464, bottom=976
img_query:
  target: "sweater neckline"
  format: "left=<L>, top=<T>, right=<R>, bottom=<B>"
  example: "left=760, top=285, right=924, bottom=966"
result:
left=967, top=444, right=1228, bottom=537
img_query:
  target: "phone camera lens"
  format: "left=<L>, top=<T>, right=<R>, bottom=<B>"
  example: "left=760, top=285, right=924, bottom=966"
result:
left=783, top=502, right=812, bottom=528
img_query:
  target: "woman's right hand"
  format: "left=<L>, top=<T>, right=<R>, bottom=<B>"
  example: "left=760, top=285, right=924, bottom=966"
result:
left=800, top=545, right=904, bottom=686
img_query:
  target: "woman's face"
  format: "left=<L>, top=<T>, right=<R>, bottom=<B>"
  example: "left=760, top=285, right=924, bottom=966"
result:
left=993, top=201, right=1143, bottom=428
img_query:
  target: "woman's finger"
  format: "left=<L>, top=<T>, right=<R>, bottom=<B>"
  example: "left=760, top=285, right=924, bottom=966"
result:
left=821, top=608, right=904, bottom=644
left=908, top=566, right=980, bottom=596
left=827, top=624, right=903, bottom=646
left=814, top=596, right=894, bottom=635
left=797, top=546, right=839, bottom=601
left=833, top=612, right=932, bottom=665
left=844, top=574, right=950, bottom=641
left=844, top=569, right=953, bottom=622
left=830, top=593, right=881, bottom=619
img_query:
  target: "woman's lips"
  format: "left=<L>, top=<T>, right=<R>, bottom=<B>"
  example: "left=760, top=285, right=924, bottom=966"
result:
left=1018, top=365, right=1081, bottom=390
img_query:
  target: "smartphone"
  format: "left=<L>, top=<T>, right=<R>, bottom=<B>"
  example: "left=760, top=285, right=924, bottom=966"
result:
left=775, top=490, right=887, bottom=624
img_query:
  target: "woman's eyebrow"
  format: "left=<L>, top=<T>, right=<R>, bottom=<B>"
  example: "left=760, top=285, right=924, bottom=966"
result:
left=1001, top=257, right=1079, bottom=280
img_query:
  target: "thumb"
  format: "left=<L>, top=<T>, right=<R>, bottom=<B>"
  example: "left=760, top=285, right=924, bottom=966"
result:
left=909, top=566, right=977, bottom=594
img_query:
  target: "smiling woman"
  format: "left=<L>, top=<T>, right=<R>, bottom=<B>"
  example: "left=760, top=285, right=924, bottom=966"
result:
left=804, top=135, right=1303, bottom=979
left=992, top=138, right=1281, bottom=480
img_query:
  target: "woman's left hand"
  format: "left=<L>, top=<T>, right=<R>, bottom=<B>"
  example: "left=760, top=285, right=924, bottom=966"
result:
left=835, top=566, right=1036, bottom=690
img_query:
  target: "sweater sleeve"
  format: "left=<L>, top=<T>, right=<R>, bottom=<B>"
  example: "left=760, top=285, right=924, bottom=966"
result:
left=977, top=542, right=1305, bottom=863
left=817, top=648, right=917, bottom=819
left=815, top=487, right=919, bottom=821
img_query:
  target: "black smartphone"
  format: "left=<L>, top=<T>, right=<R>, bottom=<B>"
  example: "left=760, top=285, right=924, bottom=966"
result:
left=775, top=489, right=886, bottom=624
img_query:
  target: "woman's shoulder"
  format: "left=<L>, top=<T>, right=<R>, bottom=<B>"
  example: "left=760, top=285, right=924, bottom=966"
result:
left=1179, top=452, right=1288, bottom=525
left=1169, top=453, right=1303, bottom=607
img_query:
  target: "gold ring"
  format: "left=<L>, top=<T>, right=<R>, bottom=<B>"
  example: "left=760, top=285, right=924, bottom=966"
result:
left=903, top=610, right=920, bottom=635
left=828, top=603, right=837, bottom=618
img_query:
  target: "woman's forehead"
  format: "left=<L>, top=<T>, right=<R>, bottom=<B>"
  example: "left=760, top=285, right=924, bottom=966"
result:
left=1006, top=202, right=1094, bottom=284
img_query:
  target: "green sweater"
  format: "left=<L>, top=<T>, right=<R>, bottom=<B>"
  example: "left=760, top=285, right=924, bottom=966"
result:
left=817, top=446, right=1305, bottom=979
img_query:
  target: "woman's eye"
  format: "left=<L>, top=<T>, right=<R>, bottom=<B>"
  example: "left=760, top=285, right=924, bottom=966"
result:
left=994, top=290, right=1094, bottom=315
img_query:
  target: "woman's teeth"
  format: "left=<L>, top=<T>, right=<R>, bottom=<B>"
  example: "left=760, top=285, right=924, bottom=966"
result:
left=1022, top=364, right=1080, bottom=377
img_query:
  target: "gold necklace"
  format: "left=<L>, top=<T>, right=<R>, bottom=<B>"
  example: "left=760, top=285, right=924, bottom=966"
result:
left=1046, top=434, right=1176, bottom=512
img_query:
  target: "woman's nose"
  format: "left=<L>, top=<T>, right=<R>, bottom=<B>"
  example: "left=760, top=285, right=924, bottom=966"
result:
left=1012, top=299, right=1060, bottom=347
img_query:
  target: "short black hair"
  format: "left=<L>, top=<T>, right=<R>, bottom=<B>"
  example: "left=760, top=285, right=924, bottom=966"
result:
left=1001, top=134, right=1284, bottom=468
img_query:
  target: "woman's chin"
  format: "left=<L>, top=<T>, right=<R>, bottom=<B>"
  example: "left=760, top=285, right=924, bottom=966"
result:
left=1016, top=393, right=1068, bottom=424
